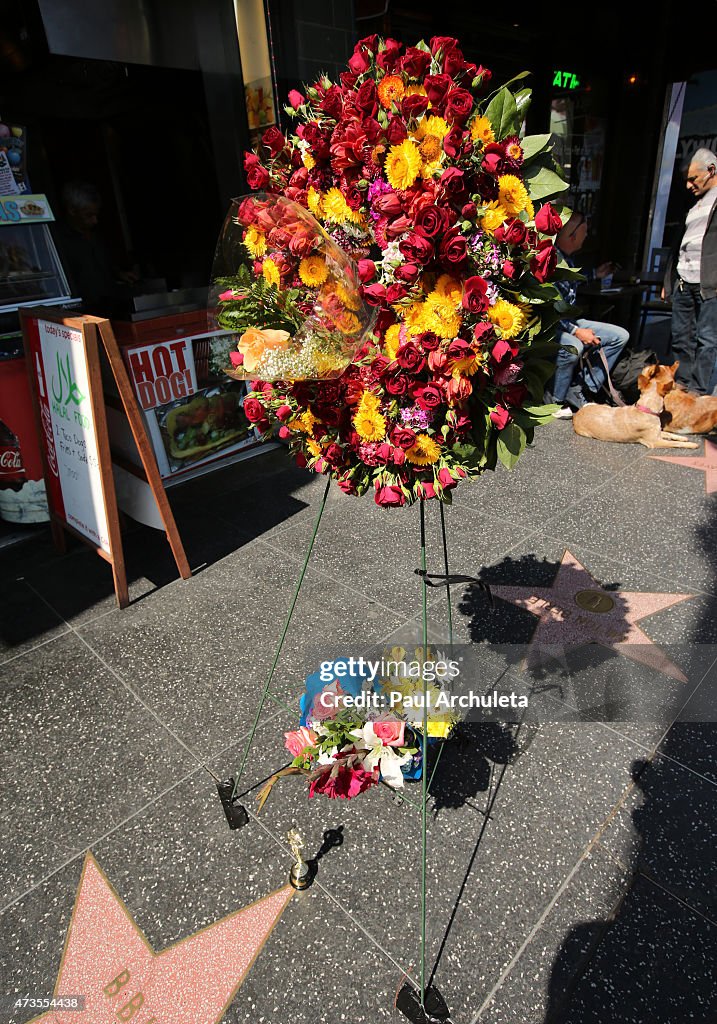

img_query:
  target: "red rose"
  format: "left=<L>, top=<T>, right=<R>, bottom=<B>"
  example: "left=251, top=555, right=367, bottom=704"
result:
left=400, top=232, right=434, bottom=265
left=534, top=203, right=563, bottom=235
left=276, top=404, right=292, bottom=421
left=288, top=89, right=305, bottom=108
left=376, top=38, right=402, bottom=71
left=493, top=218, right=528, bottom=246
left=391, top=425, right=416, bottom=449
left=490, top=405, right=511, bottom=430
left=491, top=337, right=518, bottom=363
left=429, top=35, right=459, bottom=55
left=440, top=166, right=467, bottom=203
left=385, top=374, right=408, bottom=396
left=415, top=205, right=449, bottom=239
left=386, top=214, right=413, bottom=239
left=295, top=452, right=307, bottom=469
left=531, top=240, right=558, bottom=282
left=362, top=283, right=387, bottom=306
left=428, top=348, right=449, bottom=373
left=424, top=74, right=452, bottom=109
left=482, top=143, right=505, bottom=175
left=337, top=475, right=358, bottom=495
left=324, top=443, right=344, bottom=467
left=348, top=50, right=370, bottom=74
left=386, top=283, right=408, bottom=303
left=444, top=87, right=473, bottom=125
left=473, top=65, right=492, bottom=89
left=243, top=397, right=266, bottom=423
left=385, top=116, right=408, bottom=145
left=244, top=153, right=270, bottom=190
left=320, top=86, right=344, bottom=120
left=502, top=260, right=517, bottom=279
left=397, top=341, right=426, bottom=373
left=358, top=259, right=377, bottom=283
left=278, top=425, right=292, bottom=440
left=374, top=482, right=406, bottom=507
left=474, top=322, right=497, bottom=346
left=442, top=126, right=468, bottom=160
left=395, top=263, right=420, bottom=284
left=357, top=34, right=379, bottom=54
left=356, top=80, right=379, bottom=116
left=461, top=201, right=477, bottom=220
left=437, top=466, right=458, bottom=490
left=372, top=192, right=402, bottom=217
left=448, top=338, right=473, bottom=359
left=401, top=47, right=431, bottom=79
left=443, top=46, right=466, bottom=77
left=416, top=480, right=437, bottom=500
left=462, top=275, right=489, bottom=313
left=414, top=382, right=444, bottom=410
left=340, top=71, right=358, bottom=90
left=402, top=94, right=429, bottom=120
left=439, top=227, right=467, bottom=267
left=262, top=126, right=286, bottom=156
left=503, top=382, right=528, bottom=406
left=417, top=331, right=441, bottom=351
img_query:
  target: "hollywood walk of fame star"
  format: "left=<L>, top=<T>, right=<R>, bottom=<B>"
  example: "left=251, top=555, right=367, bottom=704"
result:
left=26, top=853, right=293, bottom=1024
left=491, top=550, right=693, bottom=682
left=649, top=439, right=717, bottom=494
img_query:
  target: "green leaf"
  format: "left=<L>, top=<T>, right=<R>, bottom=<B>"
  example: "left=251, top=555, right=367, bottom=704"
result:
left=521, top=133, right=552, bottom=161
left=497, top=422, right=527, bottom=470
left=523, top=165, right=570, bottom=202
left=514, top=88, right=532, bottom=118
left=485, top=88, right=521, bottom=139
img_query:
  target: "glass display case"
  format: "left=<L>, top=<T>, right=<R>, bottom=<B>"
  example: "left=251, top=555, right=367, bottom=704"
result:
left=0, top=221, right=72, bottom=315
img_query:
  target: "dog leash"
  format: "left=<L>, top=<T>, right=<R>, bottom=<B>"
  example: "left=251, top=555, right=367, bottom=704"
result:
left=635, top=404, right=661, bottom=417
left=579, top=347, right=626, bottom=406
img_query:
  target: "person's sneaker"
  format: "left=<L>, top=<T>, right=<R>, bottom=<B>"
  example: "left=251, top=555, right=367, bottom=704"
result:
left=552, top=405, right=574, bottom=419
left=565, top=384, right=588, bottom=410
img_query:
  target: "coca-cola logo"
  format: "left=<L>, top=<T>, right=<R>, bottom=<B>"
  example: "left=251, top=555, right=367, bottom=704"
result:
left=0, top=446, right=24, bottom=478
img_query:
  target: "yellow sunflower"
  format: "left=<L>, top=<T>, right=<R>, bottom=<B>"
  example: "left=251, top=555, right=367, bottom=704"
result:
left=498, top=174, right=531, bottom=216
left=307, top=186, right=324, bottom=217
left=299, top=255, right=329, bottom=287
left=243, top=227, right=266, bottom=258
left=335, top=280, right=360, bottom=310
left=470, top=115, right=495, bottom=147
left=385, top=139, right=422, bottom=191
left=335, top=310, right=361, bottom=335
left=488, top=299, right=527, bottom=339
left=434, top=274, right=463, bottom=308
left=414, top=115, right=450, bottom=142
left=481, top=201, right=509, bottom=235
left=423, top=291, right=463, bottom=338
left=383, top=323, right=402, bottom=359
left=302, top=151, right=316, bottom=170
left=354, top=407, right=387, bottom=441
left=306, top=438, right=322, bottom=458
left=405, top=433, right=442, bottom=466
left=378, top=74, right=406, bottom=109
left=262, top=257, right=281, bottom=288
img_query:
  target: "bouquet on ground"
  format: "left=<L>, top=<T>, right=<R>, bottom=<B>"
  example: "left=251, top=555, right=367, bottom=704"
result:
left=257, top=651, right=461, bottom=806
left=223, top=33, right=577, bottom=506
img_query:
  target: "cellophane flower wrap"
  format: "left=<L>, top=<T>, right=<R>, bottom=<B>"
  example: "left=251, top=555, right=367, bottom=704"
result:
left=231, top=34, right=577, bottom=507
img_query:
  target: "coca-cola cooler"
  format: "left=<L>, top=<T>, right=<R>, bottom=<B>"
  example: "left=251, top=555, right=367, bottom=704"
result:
left=0, top=332, right=49, bottom=522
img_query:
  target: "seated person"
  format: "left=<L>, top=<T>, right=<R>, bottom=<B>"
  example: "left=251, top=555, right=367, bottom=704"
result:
left=545, top=211, right=629, bottom=417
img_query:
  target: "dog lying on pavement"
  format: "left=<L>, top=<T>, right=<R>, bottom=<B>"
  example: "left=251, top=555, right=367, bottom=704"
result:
left=572, top=363, right=699, bottom=448
left=645, top=376, right=717, bottom=435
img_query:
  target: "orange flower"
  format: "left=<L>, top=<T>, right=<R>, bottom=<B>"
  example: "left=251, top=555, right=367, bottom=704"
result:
left=237, top=327, right=290, bottom=372
left=378, top=75, right=405, bottom=110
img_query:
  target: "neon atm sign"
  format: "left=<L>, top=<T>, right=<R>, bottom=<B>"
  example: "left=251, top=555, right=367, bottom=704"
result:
left=553, top=69, right=581, bottom=90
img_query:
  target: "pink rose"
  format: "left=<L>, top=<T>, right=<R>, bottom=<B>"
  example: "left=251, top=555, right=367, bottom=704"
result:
left=243, top=397, right=266, bottom=423
left=490, top=405, right=511, bottom=430
left=358, top=258, right=377, bottom=283
left=309, top=763, right=377, bottom=799
left=288, top=89, right=305, bottom=109
left=416, top=480, right=437, bottom=500
left=284, top=726, right=317, bottom=758
left=437, top=467, right=458, bottom=490
left=373, top=719, right=406, bottom=746
left=276, top=404, right=292, bottom=421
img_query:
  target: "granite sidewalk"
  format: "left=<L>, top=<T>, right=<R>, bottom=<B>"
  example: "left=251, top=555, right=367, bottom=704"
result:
left=1, top=418, right=715, bottom=1024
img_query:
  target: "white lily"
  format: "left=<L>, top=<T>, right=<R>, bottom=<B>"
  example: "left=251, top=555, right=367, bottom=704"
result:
left=360, top=742, right=412, bottom=789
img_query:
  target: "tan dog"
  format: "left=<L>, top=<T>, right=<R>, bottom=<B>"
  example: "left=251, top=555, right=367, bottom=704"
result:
left=653, top=379, right=717, bottom=434
left=572, top=363, right=699, bottom=448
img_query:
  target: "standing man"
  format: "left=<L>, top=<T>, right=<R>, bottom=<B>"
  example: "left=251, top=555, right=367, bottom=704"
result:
left=545, top=211, right=628, bottom=417
left=664, top=148, right=717, bottom=394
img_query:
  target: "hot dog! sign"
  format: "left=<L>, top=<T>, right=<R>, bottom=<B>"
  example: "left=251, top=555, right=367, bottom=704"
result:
left=125, top=339, right=197, bottom=411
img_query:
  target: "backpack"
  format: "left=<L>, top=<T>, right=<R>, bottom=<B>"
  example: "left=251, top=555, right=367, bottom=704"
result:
left=608, top=349, right=659, bottom=403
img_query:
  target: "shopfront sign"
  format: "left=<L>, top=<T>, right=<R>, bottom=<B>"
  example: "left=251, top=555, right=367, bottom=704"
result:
left=125, top=338, right=196, bottom=411
left=0, top=193, right=54, bottom=225
left=552, top=69, right=581, bottom=90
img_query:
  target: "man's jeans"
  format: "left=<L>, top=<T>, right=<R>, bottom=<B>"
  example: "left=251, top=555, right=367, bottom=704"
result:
left=671, top=283, right=717, bottom=395
left=549, top=318, right=630, bottom=403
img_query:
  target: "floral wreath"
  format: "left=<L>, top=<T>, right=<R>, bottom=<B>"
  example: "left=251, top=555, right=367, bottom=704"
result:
left=217, top=34, right=578, bottom=507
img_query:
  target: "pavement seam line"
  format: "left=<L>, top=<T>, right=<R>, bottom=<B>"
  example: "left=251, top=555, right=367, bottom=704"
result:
left=21, top=579, right=223, bottom=782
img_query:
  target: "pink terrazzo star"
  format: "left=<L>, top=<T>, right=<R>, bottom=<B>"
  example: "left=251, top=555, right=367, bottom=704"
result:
left=28, top=853, right=293, bottom=1024
left=492, top=549, right=692, bottom=682
left=649, top=439, right=717, bottom=494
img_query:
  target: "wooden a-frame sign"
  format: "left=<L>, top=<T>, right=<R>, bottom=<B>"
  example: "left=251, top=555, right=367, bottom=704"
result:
left=20, top=308, right=191, bottom=609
